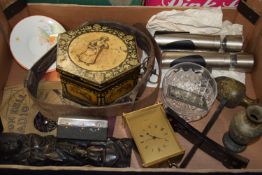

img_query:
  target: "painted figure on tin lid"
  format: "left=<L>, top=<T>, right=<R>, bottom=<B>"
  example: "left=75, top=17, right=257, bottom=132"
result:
left=77, top=36, right=109, bottom=65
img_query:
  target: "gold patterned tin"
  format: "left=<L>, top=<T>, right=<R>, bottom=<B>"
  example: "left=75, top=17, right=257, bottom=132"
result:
left=56, top=23, right=140, bottom=105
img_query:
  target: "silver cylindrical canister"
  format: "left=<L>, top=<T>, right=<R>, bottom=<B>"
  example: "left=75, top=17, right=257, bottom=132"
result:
left=222, top=35, right=244, bottom=52
left=161, top=51, right=254, bottom=72
left=154, top=32, right=243, bottom=52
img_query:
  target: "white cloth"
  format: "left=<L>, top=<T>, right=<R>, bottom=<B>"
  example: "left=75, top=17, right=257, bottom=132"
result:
left=147, top=8, right=223, bottom=35
left=146, top=8, right=245, bottom=88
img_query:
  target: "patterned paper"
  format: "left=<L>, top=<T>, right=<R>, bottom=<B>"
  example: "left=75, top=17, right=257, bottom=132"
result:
left=145, top=0, right=240, bottom=7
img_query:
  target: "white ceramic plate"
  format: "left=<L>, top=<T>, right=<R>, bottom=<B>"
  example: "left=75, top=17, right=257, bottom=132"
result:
left=10, top=15, right=66, bottom=71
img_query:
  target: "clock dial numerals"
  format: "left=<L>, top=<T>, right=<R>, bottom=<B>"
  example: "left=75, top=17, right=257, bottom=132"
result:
left=138, top=123, right=171, bottom=153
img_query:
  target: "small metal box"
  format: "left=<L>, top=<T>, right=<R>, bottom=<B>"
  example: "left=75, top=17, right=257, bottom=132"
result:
left=57, top=117, right=108, bottom=141
left=56, top=23, right=140, bottom=105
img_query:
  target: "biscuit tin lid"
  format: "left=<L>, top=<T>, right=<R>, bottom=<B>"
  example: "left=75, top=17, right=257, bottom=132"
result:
left=56, top=23, right=140, bottom=85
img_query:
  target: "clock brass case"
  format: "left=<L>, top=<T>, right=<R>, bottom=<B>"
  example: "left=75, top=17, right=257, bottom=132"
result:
left=123, top=103, right=184, bottom=167
left=57, top=23, right=140, bottom=105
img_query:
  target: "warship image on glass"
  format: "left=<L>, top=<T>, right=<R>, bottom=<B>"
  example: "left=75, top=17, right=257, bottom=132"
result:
left=56, top=23, right=140, bottom=105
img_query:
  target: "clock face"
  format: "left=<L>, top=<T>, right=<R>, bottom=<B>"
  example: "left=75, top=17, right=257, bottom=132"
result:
left=124, top=103, right=184, bottom=167
left=138, top=124, right=170, bottom=153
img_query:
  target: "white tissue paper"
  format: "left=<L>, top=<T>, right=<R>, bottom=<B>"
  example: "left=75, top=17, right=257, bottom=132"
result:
left=146, top=8, right=245, bottom=88
left=147, top=8, right=223, bottom=35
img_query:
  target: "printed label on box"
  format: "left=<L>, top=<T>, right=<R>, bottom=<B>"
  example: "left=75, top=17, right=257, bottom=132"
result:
left=145, top=0, right=240, bottom=7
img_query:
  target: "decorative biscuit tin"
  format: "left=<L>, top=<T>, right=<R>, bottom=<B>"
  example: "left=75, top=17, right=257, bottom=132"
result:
left=56, top=23, right=140, bottom=105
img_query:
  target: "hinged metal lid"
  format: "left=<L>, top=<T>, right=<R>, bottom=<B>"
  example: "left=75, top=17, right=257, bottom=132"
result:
left=58, top=117, right=108, bottom=128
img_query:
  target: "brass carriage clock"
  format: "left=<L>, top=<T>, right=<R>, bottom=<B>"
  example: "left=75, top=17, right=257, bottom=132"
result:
left=123, top=103, right=184, bottom=167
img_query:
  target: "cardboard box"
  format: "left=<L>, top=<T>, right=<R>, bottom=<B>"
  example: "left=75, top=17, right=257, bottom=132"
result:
left=0, top=0, right=262, bottom=173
